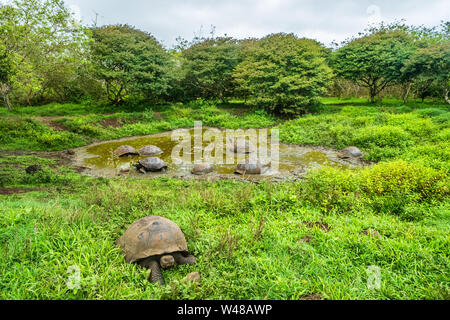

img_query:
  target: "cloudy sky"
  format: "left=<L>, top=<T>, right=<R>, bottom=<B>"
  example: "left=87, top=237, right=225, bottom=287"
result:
left=65, top=0, right=449, bottom=48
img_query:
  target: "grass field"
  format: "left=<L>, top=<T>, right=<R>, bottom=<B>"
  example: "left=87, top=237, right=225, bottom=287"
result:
left=0, top=98, right=448, bottom=300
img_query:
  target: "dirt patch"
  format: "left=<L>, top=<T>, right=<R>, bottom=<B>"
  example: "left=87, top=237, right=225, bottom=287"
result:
left=360, top=228, right=382, bottom=238
left=0, top=187, right=41, bottom=195
left=299, top=293, right=324, bottom=300
left=298, top=236, right=312, bottom=243
left=100, top=118, right=123, bottom=128
left=0, top=149, right=74, bottom=167
left=153, top=112, right=164, bottom=120
left=303, top=221, right=331, bottom=232
left=34, top=116, right=67, bottom=131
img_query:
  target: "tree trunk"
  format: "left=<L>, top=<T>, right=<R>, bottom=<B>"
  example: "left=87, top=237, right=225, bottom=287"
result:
left=445, top=88, right=450, bottom=105
left=402, top=82, right=412, bottom=104
left=370, top=87, right=376, bottom=103
left=1, top=83, right=12, bottom=111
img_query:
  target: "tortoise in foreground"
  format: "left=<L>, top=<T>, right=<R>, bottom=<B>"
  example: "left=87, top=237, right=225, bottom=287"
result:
left=235, top=161, right=264, bottom=175
left=191, top=163, right=214, bottom=175
left=114, top=145, right=139, bottom=157
left=116, top=216, right=196, bottom=285
left=135, top=157, right=167, bottom=173
left=138, top=145, right=163, bottom=156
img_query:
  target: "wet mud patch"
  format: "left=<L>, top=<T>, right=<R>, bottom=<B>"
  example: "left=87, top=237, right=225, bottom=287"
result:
left=0, top=187, right=41, bottom=195
left=71, top=127, right=367, bottom=182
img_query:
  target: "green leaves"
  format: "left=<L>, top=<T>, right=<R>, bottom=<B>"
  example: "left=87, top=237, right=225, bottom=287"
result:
left=180, top=37, right=240, bottom=102
left=91, top=25, right=173, bottom=105
left=331, top=29, right=417, bottom=102
left=233, top=33, right=333, bottom=115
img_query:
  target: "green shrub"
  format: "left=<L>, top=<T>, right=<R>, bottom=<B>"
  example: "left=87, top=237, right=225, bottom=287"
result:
left=359, top=160, right=448, bottom=201
left=298, top=167, right=360, bottom=213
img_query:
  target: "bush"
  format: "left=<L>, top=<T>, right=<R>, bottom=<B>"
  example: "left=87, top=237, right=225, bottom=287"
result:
left=359, top=160, right=448, bottom=201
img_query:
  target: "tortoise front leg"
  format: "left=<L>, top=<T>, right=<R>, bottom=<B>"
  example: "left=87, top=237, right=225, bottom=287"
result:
left=148, top=260, right=165, bottom=286
left=173, top=252, right=196, bottom=265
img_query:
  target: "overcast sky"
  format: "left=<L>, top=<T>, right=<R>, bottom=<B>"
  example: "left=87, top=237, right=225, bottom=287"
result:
left=64, top=0, right=449, bottom=48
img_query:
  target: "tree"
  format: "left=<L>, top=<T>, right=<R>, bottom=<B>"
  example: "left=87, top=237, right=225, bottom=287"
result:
left=233, top=33, right=333, bottom=115
left=331, top=27, right=417, bottom=103
left=180, top=37, right=240, bottom=102
left=0, top=0, right=90, bottom=110
left=91, top=25, right=172, bottom=104
left=403, top=43, right=450, bottom=104
left=0, top=45, right=13, bottom=111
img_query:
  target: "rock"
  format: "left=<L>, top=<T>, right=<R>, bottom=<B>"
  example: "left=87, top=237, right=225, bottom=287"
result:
left=119, top=168, right=130, bottom=173
left=186, top=272, right=201, bottom=284
left=341, top=146, right=363, bottom=158
left=299, top=293, right=324, bottom=300
left=298, top=236, right=312, bottom=243
left=25, top=165, right=42, bottom=174
left=192, top=163, right=214, bottom=175
left=360, top=228, right=382, bottom=238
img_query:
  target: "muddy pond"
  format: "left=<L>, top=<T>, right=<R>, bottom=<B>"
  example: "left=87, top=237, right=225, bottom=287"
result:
left=73, top=128, right=365, bottom=181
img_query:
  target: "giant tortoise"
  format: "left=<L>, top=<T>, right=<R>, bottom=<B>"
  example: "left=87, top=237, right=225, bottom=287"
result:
left=116, top=216, right=196, bottom=285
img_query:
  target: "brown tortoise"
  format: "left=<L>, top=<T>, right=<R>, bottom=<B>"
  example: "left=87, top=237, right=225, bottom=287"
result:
left=116, top=216, right=196, bottom=285
left=114, top=145, right=139, bottom=157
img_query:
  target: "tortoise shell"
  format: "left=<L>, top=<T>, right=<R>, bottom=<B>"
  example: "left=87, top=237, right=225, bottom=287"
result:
left=229, top=138, right=256, bottom=154
left=235, top=161, right=263, bottom=175
left=138, top=157, right=167, bottom=172
left=114, top=145, right=139, bottom=157
left=191, top=163, right=214, bottom=175
left=116, top=216, right=188, bottom=263
left=138, top=145, right=163, bottom=156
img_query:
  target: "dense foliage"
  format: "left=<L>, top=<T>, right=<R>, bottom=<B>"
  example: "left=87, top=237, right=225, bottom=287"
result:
left=1, top=0, right=448, bottom=112
left=178, top=37, right=240, bottom=102
left=91, top=25, right=173, bottom=105
left=234, top=33, right=333, bottom=115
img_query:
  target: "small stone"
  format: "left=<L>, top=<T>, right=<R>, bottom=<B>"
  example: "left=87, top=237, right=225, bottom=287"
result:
left=25, top=165, right=42, bottom=174
left=360, top=228, right=382, bottom=238
left=186, top=272, right=201, bottom=284
left=298, top=236, right=312, bottom=243
left=299, top=293, right=324, bottom=300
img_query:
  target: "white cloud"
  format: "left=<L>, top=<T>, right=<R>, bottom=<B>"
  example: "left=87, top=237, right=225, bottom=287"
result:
left=64, top=0, right=450, bottom=48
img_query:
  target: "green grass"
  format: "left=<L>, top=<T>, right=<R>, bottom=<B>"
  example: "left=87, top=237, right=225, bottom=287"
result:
left=0, top=98, right=449, bottom=300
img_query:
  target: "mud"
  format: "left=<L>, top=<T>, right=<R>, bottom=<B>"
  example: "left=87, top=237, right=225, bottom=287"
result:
left=71, top=127, right=367, bottom=182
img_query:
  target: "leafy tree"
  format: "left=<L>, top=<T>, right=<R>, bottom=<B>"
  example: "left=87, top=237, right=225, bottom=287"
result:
left=331, top=27, right=417, bottom=103
left=0, top=0, right=89, bottom=109
left=91, top=25, right=172, bottom=104
left=180, top=37, right=240, bottom=102
left=234, top=33, right=332, bottom=115
left=0, top=45, right=13, bottom=111
left=403, top=42, right=450, bottom=104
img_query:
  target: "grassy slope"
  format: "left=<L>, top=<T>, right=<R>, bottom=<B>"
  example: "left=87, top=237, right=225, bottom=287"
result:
left=0, top=99, right=449, bottom=300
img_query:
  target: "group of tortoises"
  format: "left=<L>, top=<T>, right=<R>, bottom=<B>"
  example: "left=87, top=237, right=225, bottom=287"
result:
left=113, top=138, right=269, bottom=175
left=114, top=144, right=168, bottom=173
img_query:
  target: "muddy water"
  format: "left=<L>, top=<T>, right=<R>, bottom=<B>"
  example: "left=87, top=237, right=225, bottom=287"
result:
left=74, top=128, right=364, bottom=181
